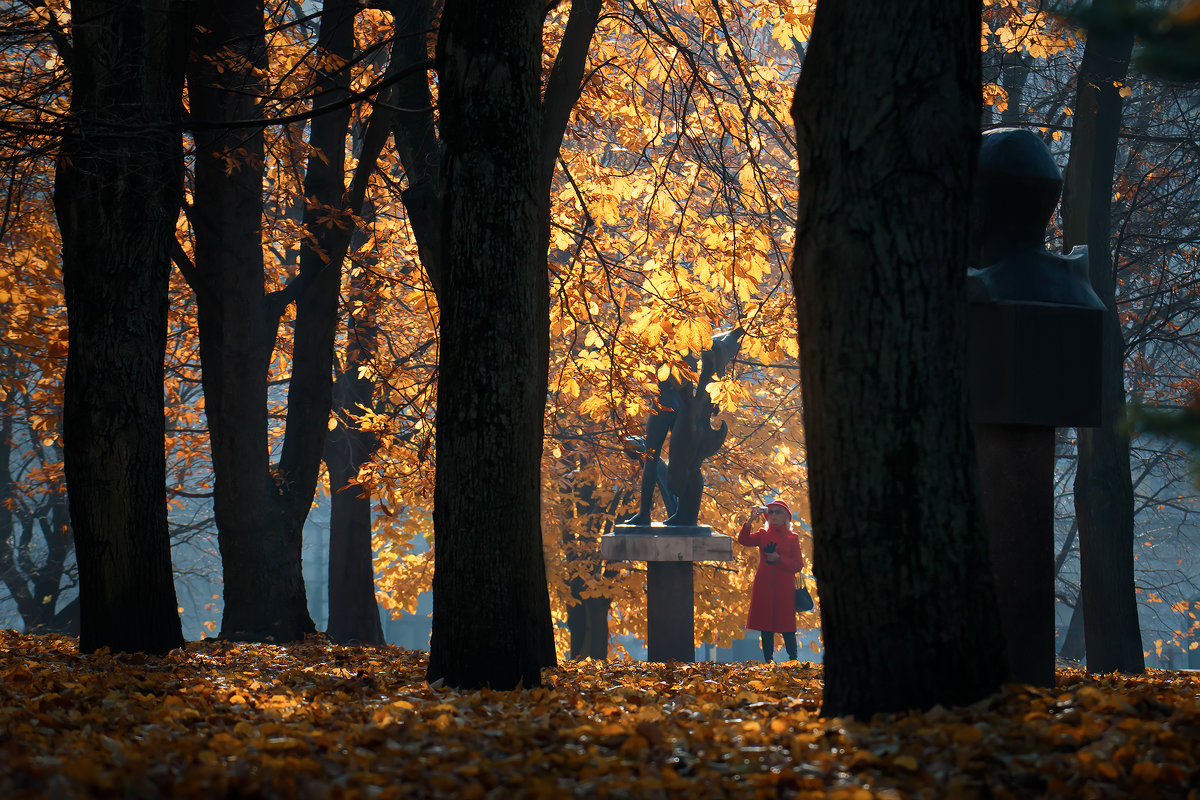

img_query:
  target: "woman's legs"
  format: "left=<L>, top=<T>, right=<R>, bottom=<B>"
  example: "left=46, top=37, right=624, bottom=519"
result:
left=761, top=631, right=797, bottom=662
left=781, top=632, right=797, bottom=661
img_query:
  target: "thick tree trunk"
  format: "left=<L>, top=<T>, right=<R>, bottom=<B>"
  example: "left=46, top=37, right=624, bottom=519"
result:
left=427, top=0, right=556, bottom=690
left=791, top=0, right=1006, bottom=716
left=187, top=0, right=314, bottom=642
left=54, top=0, right=185, bottom=654
left=1061, top=16, right=1143, bottom=675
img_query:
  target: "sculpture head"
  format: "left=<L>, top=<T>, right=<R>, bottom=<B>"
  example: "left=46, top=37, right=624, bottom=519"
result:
left=973, top=128, right=1063, bottom=263
left=707, top=327, right=745, bottom=377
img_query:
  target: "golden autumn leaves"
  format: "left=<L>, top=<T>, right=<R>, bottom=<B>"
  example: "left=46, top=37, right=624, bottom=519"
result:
left=4, top=631, right=1200, bottom=798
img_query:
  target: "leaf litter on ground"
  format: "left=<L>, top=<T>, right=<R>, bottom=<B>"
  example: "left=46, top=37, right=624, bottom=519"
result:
left=2, top=630, right=1200, bottom=798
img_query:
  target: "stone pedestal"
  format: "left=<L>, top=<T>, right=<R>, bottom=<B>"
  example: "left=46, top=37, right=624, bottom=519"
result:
left=600, top=524, right=734, bottom=663
left=974, top=424, right=1056, bottom=687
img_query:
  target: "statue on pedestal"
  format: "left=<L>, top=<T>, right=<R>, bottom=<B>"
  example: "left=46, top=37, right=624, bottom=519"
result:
left=623, top=327, right=744, bottom=527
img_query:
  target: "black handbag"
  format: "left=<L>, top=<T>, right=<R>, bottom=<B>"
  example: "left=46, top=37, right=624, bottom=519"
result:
left=794, top=582, right=814, bottom=612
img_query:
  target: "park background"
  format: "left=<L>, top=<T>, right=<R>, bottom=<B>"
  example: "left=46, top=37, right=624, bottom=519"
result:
left=2, top=0, right=1200, bottom=673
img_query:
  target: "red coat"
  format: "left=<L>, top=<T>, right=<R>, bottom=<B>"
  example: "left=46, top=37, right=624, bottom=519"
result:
left=737, top=521, right=804, bottom=633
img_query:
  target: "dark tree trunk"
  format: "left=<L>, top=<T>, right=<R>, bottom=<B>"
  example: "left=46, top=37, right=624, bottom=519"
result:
left=567, top=577, right=610, bottom=660
left=1059, top=599, right=1086, bottom=663
left=1060, top=14, right=1143, bottom=675
left=54, top=0, right=186, bottom=654
left=187, top=0, right=377, bottom=643
left=186, top=0, right=314, bottom=642
left=278, top=0, right=363, bottom=611
left=324, top=401, right=384, bottom=644
left=426, top=0, right=556, bottom=690
left=388, top=0, right=443, bottom=290
left=563, top=480, right=622, bottom=660
left=791, top=0, right=1006, bottom=716
left=324, top=230, right=385, bottom=645
left=390, top=0, right=598, bottom=688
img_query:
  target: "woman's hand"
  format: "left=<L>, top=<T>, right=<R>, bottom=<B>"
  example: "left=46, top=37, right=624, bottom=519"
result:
left=746, top=505, right=765, bottom=524
left=764, top=551, right=780, bottom=563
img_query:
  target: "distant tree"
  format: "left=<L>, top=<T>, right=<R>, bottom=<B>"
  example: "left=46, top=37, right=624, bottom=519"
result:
left=791, top=0, right=1007, bottom=715
left=54, top=0, right=187, bottom=653
left=1060, top=2, right=1144, bottom=675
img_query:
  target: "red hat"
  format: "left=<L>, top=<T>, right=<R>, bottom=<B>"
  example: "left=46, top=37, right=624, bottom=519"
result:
left=765, top=499, right=791, bottom=519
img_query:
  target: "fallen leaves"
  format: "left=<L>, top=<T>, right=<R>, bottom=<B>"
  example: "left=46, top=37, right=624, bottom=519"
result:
left=2, top=630, right=1200, bottom=798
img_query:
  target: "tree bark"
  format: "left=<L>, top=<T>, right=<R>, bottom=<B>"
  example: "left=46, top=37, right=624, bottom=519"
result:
left=186, top=0, right=315, bottom=642
left=1060, top=13, right=1143, bottom=675
left=567, top=578, right=611, bottom=660
left=54, top=0, right=186, bottom=654
left=324, top=221, right=385, bottom=645
left=188, top=0, right=378, bottom=642
left=426, top=0, right=556, bottom=690
left=1059, top=599, right=1086, bottom=662
left=791, top=0, right=1006, bottom=716
left=389, top=0, right=598, bottom=687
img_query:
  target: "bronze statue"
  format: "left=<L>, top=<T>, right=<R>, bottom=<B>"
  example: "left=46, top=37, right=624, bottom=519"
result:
left=624, top=327, right=744, bottom=526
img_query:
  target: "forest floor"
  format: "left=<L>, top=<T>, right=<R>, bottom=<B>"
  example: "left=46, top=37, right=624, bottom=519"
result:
left=1, top=630, right=1197, bottom=799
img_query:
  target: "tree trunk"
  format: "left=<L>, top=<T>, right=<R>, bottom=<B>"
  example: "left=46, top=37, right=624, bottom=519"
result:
left=188, top=0, right=375, bottom=643
left=186, top=0, right=315, bottom=642
left=1059, top=599, right=1086, bottom=663
left=567, top=576, right=610, bottom=660
left=1060, top=13, right=1143, bottom=675
left=325, top=222, right=385, bottom=645
left=426, top=0, right=556, bottom=690
left=791, top=0, right=1006, bottom=716
left=54, top=0, right=186, bottom=654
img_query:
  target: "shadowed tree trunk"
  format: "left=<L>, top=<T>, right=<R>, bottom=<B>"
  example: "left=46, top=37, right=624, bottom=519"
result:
left=54, top=0, right=186, bottom=654
left=426, top=0, right=554, bottom=690
left=186, top=0, right=314, bottom=642
left=567, top=576, right=611, bottom=660
left=791, top=0, right=1007, bottom=716
left=1059, top=599, right=1086, bottom=663
left=391, top=0, right=601, bottom=689
left=1060, top=10, right=1143, bottom=675
left=324, top=219, right=385, bottom=645
left=186, top=0, right=383, bottom=642
left=0, top=409, right=74, bottom=633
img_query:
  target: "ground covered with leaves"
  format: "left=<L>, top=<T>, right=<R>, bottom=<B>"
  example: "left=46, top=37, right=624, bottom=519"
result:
left=2, top=631, right=1199, bottom=798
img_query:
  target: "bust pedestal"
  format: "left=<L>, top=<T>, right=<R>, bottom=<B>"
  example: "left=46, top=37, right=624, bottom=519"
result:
left=601, top=524, right=734, bottom=663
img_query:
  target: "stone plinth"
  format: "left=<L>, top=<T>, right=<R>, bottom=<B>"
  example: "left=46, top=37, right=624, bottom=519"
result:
left=601, top=524, right=734, bottom=663
left=600, top=524, right=734, bottom=562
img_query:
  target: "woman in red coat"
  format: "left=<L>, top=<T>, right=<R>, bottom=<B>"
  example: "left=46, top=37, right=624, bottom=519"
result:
left=737, top=499, right=804, bottom=662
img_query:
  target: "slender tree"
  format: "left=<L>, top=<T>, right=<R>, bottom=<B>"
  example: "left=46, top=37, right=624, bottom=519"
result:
left=1060, top=6, right=1144, bottom=674
left=791, top=0, right=1007, bottom=715
left=325, top=220, right=386, bottom=645
left=54, top=0, right=187, bottom=653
